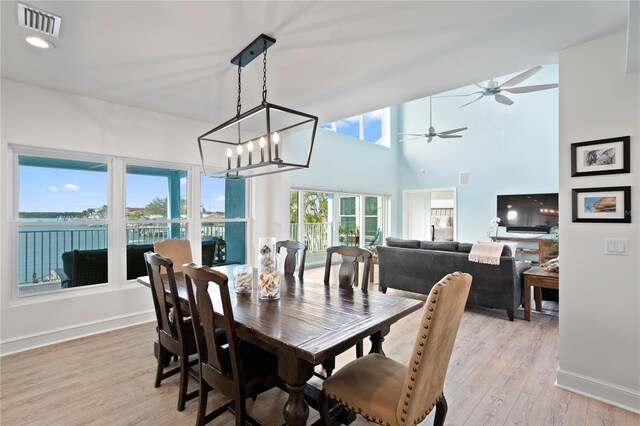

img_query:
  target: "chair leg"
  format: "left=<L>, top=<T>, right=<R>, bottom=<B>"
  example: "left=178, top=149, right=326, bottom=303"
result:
left=235, top=398, right=247, bottom=426
left=177, top=354, right=189, bottom=411
left=507, top=309, right=515, bottom=321
left=154, top=344, right=168, bottom=388
left=196, top=378, right=209, bottom=426
left=434, top=395, right=448, bottom=426
left=318, top=391, right=331, bottom=426
left=355, top=340, right=363, bottom=358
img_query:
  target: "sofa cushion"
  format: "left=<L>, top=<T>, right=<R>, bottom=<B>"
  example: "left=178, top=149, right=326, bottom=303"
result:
left=420, top=241, right=459, bottom=252
left=458, top=243, right=473, bottom=253
left=386, top=237, right=420, bottom=249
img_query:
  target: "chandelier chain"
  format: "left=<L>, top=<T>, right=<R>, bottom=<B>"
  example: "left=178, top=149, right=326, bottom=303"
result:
left=262, top=40, right=268, bottom=102
left=236, top=64, right=242, bottom=116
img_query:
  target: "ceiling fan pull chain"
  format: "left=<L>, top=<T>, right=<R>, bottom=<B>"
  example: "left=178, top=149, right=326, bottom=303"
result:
left=262, top=40, right=268, bottom=103
left=236, top=64, right=242, bottom=116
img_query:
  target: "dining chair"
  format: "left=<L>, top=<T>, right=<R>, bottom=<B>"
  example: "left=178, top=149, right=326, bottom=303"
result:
left=320, top=272, right=472, bottom=426
left=275, top=240, right=307, bottom=278
left=183, top=263, right=281, bottom=426
left=144, top=251, right=198, bottom=411
left=154, top=239, right=192, bottom=273
left=320, top=246, right=373, bottom=377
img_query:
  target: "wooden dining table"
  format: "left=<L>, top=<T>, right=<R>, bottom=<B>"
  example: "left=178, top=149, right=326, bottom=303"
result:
left=137, top=265, right=423, bottom=425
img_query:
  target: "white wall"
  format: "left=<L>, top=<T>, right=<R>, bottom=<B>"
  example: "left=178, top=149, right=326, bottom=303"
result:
left=397, top=65, right=559, bottom=242
left=0, top=79, right=212, bottom=354
left=558, top=32, right=640, bottom=412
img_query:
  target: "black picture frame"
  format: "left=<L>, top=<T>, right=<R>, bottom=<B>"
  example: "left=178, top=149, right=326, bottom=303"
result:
left=571, top=136, right=630, bottom=177
left=572, top=186, right=631, bottom=223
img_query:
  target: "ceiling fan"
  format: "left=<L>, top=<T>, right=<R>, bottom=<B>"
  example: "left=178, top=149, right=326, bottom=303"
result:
left=398, top=97, right=467, bottom=143
left=451, top=66, right=558, bottom=108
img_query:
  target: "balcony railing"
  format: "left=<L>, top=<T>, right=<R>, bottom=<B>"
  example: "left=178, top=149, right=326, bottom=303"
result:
left=18, top=223, right=227, bottom=285
left=289, top=222, right=332, bottom=253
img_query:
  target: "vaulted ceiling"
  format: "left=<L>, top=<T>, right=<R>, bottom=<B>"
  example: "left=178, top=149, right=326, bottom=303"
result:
left=0, top=1, right=629, bottom=124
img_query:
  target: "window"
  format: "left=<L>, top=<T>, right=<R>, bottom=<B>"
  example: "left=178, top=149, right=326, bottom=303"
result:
left=16, top=155, right=109, bottom=296
left=125, top=165, right=188, bottom=279
left=200, top=175, right=247, bottom=265
left=320, top=108, right=389, bottom=146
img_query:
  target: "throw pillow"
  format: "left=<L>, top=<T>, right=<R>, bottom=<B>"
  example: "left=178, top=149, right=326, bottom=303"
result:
left=420, top=241, right=459, bottom=252
left=386, top=237, right=421, bottom=249
left=436, top=215, right=450, bottom=227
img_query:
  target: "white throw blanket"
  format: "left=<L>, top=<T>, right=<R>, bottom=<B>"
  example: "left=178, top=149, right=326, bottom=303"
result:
left=468, top=243, right=504, bottom=265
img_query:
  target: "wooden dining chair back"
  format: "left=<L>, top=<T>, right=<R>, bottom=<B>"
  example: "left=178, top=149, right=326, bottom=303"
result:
left=154, top=239, right=192, bottom=273
left=275, top=240, right=307, bottom=278
left=324, top=246, right=372, bottom=292
left=183, top=263, right=280, bottom=425
left=321, top=272, right=472, bottom=426
left=144, top=251, right=198, bottom=411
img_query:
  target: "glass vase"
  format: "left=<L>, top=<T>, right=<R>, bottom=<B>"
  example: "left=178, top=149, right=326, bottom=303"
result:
left=257, top=237, right=280, bottom=300
left=233, top=265, right=252, bottom=294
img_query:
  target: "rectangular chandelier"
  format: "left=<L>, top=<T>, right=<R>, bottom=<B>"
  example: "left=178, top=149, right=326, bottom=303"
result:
left=198, top=34, right=318, bottom=179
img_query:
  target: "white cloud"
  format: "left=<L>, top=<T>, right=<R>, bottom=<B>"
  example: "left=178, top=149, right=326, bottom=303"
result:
left=215, top=195, right=225, bottom=202
left=63, top=183, right=80, bottom=191
left=48, top=186, right=58, bottom=192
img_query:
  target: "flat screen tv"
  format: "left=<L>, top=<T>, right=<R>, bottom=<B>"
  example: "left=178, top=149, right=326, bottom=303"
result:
left=497, top=193, right=559, bottom=233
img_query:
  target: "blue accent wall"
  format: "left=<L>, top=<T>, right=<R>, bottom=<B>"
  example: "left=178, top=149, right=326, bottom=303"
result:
left=224, top=178, right=246, bottom=263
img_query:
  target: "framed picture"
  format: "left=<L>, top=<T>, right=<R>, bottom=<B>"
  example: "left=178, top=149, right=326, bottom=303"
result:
left=572, top=186, right=631, bottom=223
left=571, top=136, right=630, bottom=177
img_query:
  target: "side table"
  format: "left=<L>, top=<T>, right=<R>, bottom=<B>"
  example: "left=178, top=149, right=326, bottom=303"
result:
left=523, top=266, right=559, bottom=321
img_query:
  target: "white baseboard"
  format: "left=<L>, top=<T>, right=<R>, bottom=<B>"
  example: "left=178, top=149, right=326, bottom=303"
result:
left=0, top=310, right=155, bottom=356
left=557, top=368, right=640, bottom=414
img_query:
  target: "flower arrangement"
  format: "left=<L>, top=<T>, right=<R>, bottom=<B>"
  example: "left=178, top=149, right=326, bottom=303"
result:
left=487, top=217, right=501, bottom=239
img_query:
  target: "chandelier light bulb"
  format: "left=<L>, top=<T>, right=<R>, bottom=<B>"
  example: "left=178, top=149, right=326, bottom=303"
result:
left=226, top=148, right=232, bottom=157
left=273, top=131, right=280, bottom=144
left=237, top=145, right=243, bottom=154
left=248, top=141, right=254, bottom=151
left=259, top=137, right=266, bottom=147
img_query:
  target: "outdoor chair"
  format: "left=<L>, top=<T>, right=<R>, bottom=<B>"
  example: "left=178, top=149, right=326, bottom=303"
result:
left=320, top=272, right=472, bottom=426
left=183, top=263, right=281, bottom=425
left=154, top=239, right=192, bottom=274
left=144, top=251, right=198, bottom=411
left=275, top=240, right=307, bottom=278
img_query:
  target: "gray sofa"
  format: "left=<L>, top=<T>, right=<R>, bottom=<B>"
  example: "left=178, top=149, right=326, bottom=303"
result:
left=377, top=238, right=531, bottom=321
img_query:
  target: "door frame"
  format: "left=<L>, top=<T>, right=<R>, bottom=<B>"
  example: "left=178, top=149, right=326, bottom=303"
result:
left=402, top=187, right=457, bottom=241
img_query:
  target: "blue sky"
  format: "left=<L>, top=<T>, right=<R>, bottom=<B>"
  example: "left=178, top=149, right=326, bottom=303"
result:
left=19, top=166, right=217, bottom=213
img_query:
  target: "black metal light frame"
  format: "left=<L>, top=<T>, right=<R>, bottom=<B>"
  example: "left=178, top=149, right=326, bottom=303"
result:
left=198, top=34, right=318, bottom=179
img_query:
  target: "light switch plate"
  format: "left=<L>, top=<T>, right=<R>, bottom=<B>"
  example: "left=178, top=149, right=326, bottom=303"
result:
left=604, top=239, right=628, bottom=255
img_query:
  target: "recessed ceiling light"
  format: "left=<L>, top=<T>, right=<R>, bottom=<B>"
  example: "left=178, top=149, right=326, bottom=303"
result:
left=25, top=36, right=54, bottom=49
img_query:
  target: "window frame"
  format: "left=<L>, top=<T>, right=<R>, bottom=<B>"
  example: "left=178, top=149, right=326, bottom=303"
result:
left=8, top=144, right=249, bottom=302
left=321, top=108, right=390, bottom=146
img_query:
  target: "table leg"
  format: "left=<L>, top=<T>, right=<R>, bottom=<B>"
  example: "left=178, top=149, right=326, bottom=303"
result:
left=369, top=325, right=390, bottom=355
left=279, top=352, right=314, bottom=426
left=534, top=287, right=542, bottom=312
left=524, top=281, right=531, bottom=322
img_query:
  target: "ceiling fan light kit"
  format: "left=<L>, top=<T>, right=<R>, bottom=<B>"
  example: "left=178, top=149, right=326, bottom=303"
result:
left=198, top=34, right=318, bottom=179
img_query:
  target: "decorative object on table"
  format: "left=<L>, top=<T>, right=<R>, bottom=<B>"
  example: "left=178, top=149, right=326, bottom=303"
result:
left=542, top=257, right=559, bottom=273
left=197, top=34, right=318, bottom=179
left=257, top=237, right=280, bottom=300
left=233, top=265, right=253, bottom=294
left=571, top=136, right=630, bottom=177
left=398, top=96, right=467, bottom=143
left=486, top=216, right=501, bottom=239
left=444, top=65, right=558, bottom=108
left=572, top=186, right=631, bottom=223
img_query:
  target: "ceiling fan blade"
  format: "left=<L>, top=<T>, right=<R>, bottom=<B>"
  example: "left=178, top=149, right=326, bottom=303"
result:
left=500, top=66, right=542, bottom=88
left=438, top=134, right=463, bottom=139
left=398, top=133, right=428, bottom=136
left=399, top=136, right=425, bottom=142
left=438, top=127, right=468, bottom=135
left=426, top=136, right=434, bottom=143
left=458, top=94, right=484, bottom=108
left=495, top=94, right=514, bottom=105
left=475, top=82, right=488, bottom=89
left=434, top=91, right=483, bottom=98
left=503, top=84, right=558, bottom=94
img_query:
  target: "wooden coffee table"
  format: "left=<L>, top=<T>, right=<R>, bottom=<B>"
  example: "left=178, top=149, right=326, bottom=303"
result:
left=523, top=266, right=559, bottom=321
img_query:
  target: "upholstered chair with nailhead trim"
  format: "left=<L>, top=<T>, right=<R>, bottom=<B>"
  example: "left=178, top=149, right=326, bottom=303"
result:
left=320, top=272, right=472, bottom=426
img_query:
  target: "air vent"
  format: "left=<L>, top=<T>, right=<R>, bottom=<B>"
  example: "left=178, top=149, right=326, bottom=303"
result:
left=17, top=3, right=61, bottom=38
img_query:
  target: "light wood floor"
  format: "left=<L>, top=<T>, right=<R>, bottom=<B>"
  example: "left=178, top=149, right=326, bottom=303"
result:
left=1, top=266, right=638, bottom=426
